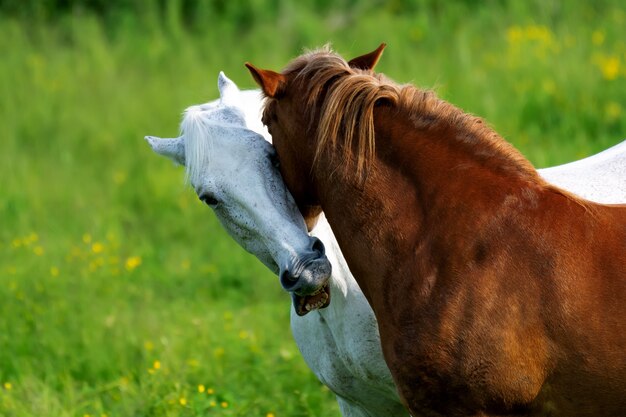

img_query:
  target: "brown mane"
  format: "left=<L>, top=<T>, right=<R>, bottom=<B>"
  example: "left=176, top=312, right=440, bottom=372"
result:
left=277, top=46, right=540, bottom=182
left=264, top=46, right=594, bottom=211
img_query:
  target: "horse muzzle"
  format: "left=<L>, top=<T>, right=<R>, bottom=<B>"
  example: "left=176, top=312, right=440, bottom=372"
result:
left=279, top=237, right=332, bottom=316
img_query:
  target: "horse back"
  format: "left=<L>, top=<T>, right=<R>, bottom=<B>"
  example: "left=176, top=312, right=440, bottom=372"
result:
left=534, top=198, right=626, bottom=414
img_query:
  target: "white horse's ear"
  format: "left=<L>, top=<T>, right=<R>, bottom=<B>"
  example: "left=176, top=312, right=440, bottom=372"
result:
left=145, top=136, right=185, bottom=165
left=218, top=71, right=240, bottom=105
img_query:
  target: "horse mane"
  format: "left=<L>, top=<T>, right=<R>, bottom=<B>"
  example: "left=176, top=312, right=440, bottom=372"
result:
left=268, top=46, right=597, bottom=212
left=280, top=46, right=540, bottom=183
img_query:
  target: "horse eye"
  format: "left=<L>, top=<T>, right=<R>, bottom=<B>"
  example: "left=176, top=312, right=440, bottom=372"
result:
left=262, top=111, right=276, bottom=126
left=270, top=152, right=280, bottom=168
left=199, top=193, right=219, bottom=206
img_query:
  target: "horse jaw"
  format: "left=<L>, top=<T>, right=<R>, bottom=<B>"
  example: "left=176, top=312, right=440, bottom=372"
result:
left=145, top=136, right=186, bottom=165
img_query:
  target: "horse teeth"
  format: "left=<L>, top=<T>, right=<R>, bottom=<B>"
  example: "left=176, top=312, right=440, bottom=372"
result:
left=305, top=300, right=326, bottom=311
left=304, top=289, right=329, bottom=312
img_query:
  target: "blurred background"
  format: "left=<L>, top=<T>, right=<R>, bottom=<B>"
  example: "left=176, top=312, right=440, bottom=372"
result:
left=0, top=1, right=624, bottom=416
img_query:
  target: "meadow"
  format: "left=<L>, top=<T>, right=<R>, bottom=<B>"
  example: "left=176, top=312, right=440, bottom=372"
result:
left=0, top=1, right=625, bottom=416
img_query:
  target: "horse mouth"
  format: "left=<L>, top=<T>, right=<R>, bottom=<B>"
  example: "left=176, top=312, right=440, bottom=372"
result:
left=293, top=284, right=331, bottom=316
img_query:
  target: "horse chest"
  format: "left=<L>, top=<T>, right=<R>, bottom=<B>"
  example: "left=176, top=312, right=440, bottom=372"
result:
left=386, top=342, right=545, bottom=416
left=375, top=281, right=553, bottom=416
left=291, top=292, right=401, bottom=406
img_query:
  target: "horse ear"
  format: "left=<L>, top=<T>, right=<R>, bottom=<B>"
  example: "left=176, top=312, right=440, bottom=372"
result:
left=218, top=71, right=240, bottom=105
left=245, top=63, right=286, bottom=98
left=348, top=43, right=386, bottom=71
left=145, top=136, right=186, bottom=166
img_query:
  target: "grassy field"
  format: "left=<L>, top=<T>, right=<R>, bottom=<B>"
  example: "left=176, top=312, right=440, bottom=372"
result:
left=1, top=1, right=625, bottom=416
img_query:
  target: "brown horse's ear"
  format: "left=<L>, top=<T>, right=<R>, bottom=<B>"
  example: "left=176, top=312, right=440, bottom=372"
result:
left=245, top=63, right=286, bottom=98
left=348, top=43, right=387, bottom=71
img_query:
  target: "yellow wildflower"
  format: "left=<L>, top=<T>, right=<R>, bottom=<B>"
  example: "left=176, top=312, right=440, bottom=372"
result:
left=592, top=30, right=605, bottom=46
left=206, top=387, right=214, bottom=394
left=209, top=400, right=217, bottom=407
left=600, top=56, right=620, bottom=80
left=267, top=413, right=276, bottom=417
left=3, top=382, right=12, bottom=390
left=198, top=384, right=205, bottom=393
left=220, top=401, right=228, bottom=408
left=541, top=79, right=556, bottom=95
left=179, top=397, right=187, bottom=406
left=279, top=348, right=293, bottom=360
left=33, top=246, right=44, bottom=256
left=506, top=25, right=523, bottom=44
left=50, top=266, right=59, bottom=277
left=605, top=101, right=622, bottom=121
left=153, top=360, right=161, bottom=370
left=125, top=256, right=142, bottom=271
left=181, top=259, right=190, bottom=270
left=113, top=171, right=127, bottom=185
left=525, top=25, right=553, bottom=44
left=92, top=242, right=104, bottom=254
left=409, top=27, right=423, bottom=42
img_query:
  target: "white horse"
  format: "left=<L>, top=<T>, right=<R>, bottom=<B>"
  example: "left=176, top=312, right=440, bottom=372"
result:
left=147, top=72, right=626, bottom=417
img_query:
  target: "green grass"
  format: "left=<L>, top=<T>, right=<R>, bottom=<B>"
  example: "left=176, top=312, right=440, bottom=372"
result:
left=1, top=1, right=625, bottom=416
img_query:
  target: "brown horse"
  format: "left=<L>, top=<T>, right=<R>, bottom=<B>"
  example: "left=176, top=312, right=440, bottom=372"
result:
left=246, top=45, right=626, bottom=416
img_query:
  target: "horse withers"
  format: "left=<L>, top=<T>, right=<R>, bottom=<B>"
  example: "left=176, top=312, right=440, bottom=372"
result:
left=247, top=46, right=626, bottom=416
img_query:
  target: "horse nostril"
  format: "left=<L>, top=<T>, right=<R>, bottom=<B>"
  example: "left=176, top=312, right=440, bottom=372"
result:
left=311, top=238, right=325, bottom=256
left=280, top=268, right=299, bottom=290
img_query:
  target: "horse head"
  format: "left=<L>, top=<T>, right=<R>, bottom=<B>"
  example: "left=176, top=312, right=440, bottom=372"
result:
left=245, top=44, right=387, bottom=224
left=146, top=72, right=332, bottom=315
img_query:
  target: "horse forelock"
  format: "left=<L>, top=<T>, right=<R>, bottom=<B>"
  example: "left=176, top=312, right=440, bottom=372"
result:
left=279, top=47, right=545, bottom=183
left=181, top=106, right=215, bottom=185
left=180, top=104, right=249, bottom=185
left=280, top=47, right=396, bottom=179
left=180, top=103, right=246, bottom=184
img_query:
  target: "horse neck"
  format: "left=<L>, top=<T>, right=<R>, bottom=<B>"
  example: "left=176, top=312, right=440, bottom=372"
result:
left=313, top=106, right=545, bottom=307
left=309, top=212, right=353, bottom=299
